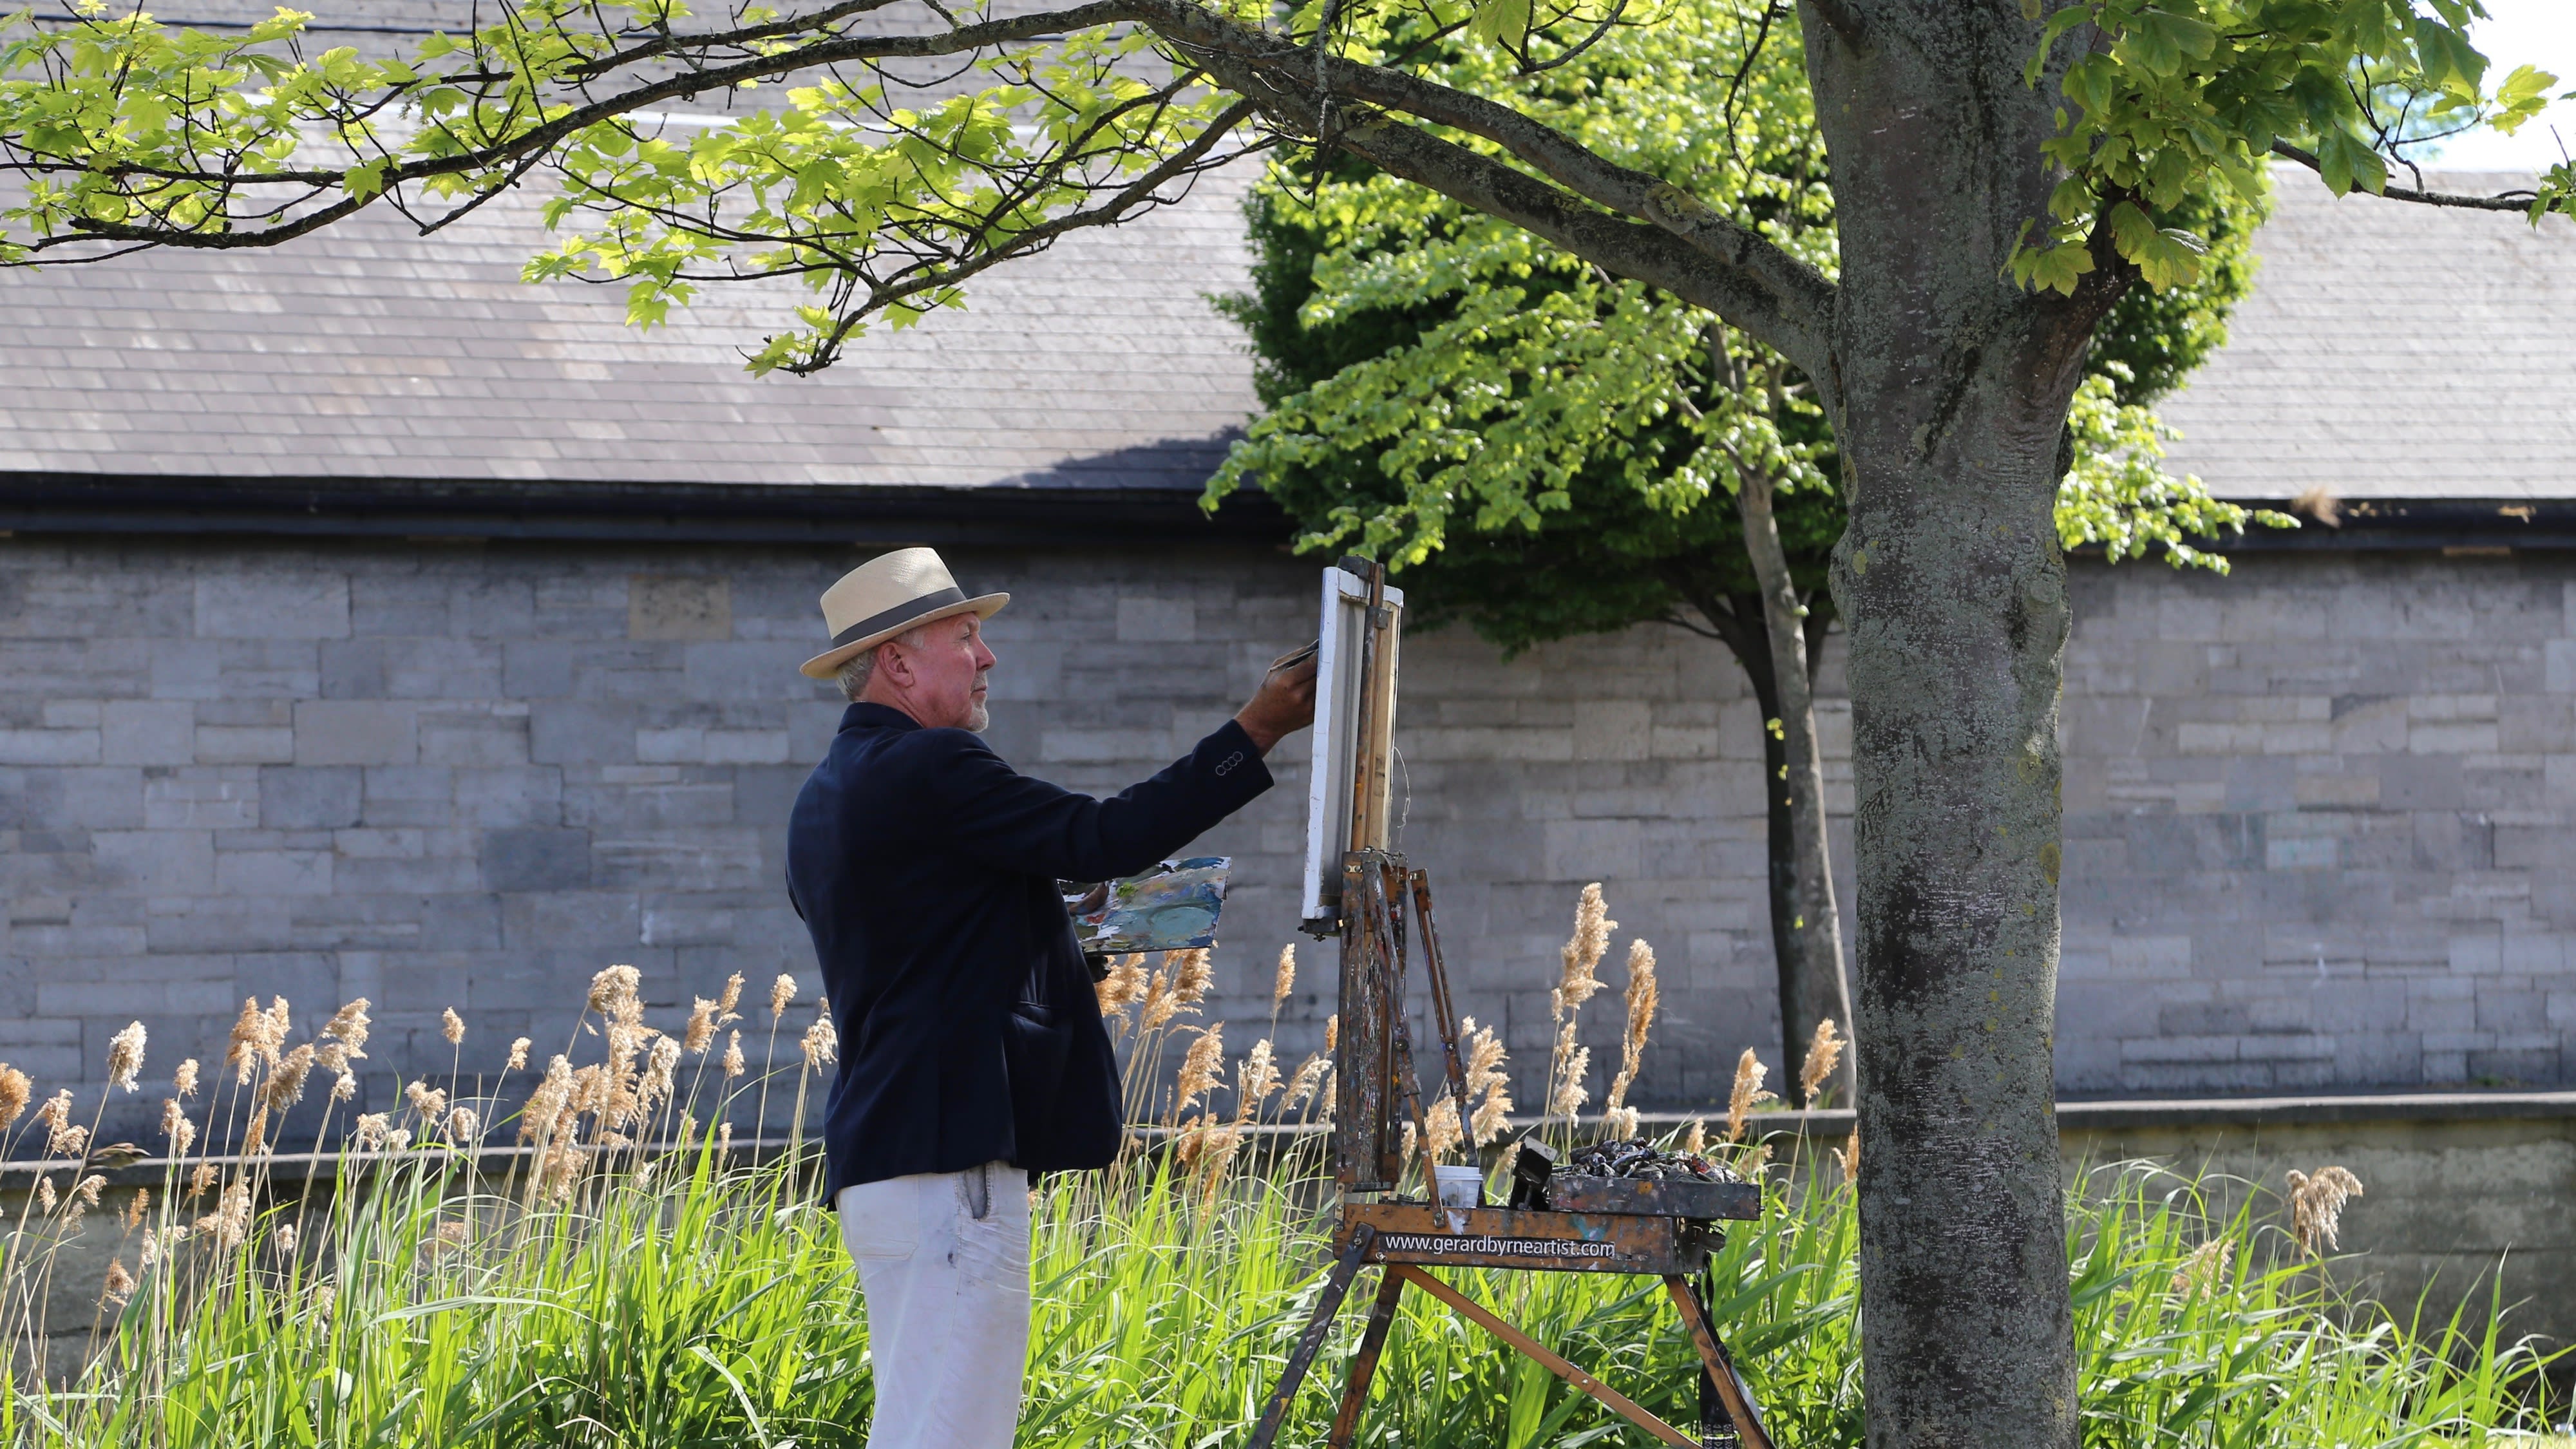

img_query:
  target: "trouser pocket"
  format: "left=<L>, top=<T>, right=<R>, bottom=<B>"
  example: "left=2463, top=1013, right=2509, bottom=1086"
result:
left=958, top=1161, right=992, bottom=1221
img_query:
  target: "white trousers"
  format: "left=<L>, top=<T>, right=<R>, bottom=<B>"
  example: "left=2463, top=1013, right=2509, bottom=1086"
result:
left=836, top=1162, right=1030, bottom=1449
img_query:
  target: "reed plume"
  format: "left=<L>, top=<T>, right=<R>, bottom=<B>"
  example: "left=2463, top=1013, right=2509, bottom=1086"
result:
left=1095, top=954, right=1147, bottom=1018
left=1832, top=1128, right=1859, bottom=1184
left=715, top=972, right=744, bottom=1020
left=1271, top=945, right=1295, bottom=1012
left=721, top=1031, right=744, bottom=1078
left=1138, top=967, right=1177, bottom=1030
left=172, top=1058, right=198, bottom=1099
left=1460, top=1017, right=1513, bottom=1146
left=682, top=996, right=719, bottom=1054
left=1601, top=939, right=1658, bottom=1139
left=1235, top=1039, right=1282, bottom=1122
left=100, top=1258, right=135, bottom=1309
left=1545, top=884, right=1615, bottom=1122
left=1799, top=1018, right=1845, bottom=1107
left=1168, top=949, right=1214, bottom=1009
left=160, top=1099, right=194, bottom=1156
left=1681, top=1119, right=1707, bottom=1156
left=1172, top=1025, right=1225, bottom=1120
left=1284, top=1054, right=1330, bottom=1110
left=0, top=1065, right=29, bottom=1129
left=591, top=966, right=643, bottom=1016
left=768, top=974, right=797, bottom=1021
left=39, top=1089, right=86, bottom=1158
left=321, top=998, right=372, bottom=1057
left=262, top=1044, right=316, bottom=1112
left=1423, top=1096, right=1463, bottom=1162
left=507, top=1037, right=531, bottom=1072
left=1724, top=1049, right=1776, bottom=1143
left=799, top=1010, right=838, bottom=1067
left=2285, top=1166, right=2364, bottom=1255
left=106, top=1020, right=146, bottom=1092
left=440, top=1008, right=466, bottom=1046
left=2170, top=1237, right=2232, bottom=1295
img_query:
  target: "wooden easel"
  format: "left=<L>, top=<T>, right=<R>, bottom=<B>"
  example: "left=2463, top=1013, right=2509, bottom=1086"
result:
left=1248, top=561, right=1778, bottom=1449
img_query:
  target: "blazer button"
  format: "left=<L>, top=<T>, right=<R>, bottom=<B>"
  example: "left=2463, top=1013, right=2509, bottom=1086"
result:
left=1215, top=752, right=1244, bottom=776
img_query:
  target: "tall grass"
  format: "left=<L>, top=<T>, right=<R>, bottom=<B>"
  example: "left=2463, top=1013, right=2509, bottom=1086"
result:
left=0, top=901, right=2561, bottom=1446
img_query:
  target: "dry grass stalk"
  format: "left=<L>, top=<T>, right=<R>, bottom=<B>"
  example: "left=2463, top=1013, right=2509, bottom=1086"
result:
left=38, top=1089, right=86, bottom=1158
left=0, top=1065, right=29, bottom=1130
left=1461, top=1018, right=1513, bottom=1146
left=1138, top=967, right=1178, bottom=1031
left=1552, top=884, right=1615, bottom=1021
left=1284, top=1053, right=1330, bottom=1111
left=1271, top=945, right=1296, bottom=1012
left=1235, top=1039, right=1282, bottom=1122
left=440, top=1008, right=466, bottom=1046
left=171, top=1058, right=198, bottom=1099
left=1601, top=938, right=1658, bottom=1140
left=34, top=1178, right=55, bottom=1213
left=187, top=1163, right=216, bottom=1198
left=1172, top=1024, right=1225, bottom=1120
left=1325, top=1014, right=1338, bottom=1053
left=1548, top=1048, right=1591, bottom=1118
left=330, top=1072, right=357, bottom=1103
left=1798, top=1018, right=1845, bottom=1108
left=1168, top=949, right=1214, bottom=1010
left=683, top=998, right=719, bottom=1054
left=2286, top=1166, right=2364, bottom=1255
left=100, top=1258, right=135, bottom=1309
left=721, top=1031, right=744, bottom=1078
left=1423, top=1096, right=1463, bottom=1162
left=1724, top=1049, right=1777, bottom=1143
left=1833, top=1128, right=1859, bottom=1184
left=799, top=1010, right=838, bottom=1067
left=321, top=999, right=372, bottom=1057
left=106, top=1020, right=146, bottom=1092
left=1546, top=884, right=1616, bottom=1121
left=122, top=1188, right=150, bottom=1231
left=160, top=1099, right=194, bottom=1156
left=1095, top=954, right=1148, bottom=1019
left=507, top=1037, right=531, bottom=1072
left=1681, top=1119, right=1707, bottom=1156
left=768, top=973, right=797, bottom=1021
left=262, top=1044, right=316, bottom=1113
left=591, top=965, right=643, bottom=1017
left=2170, top=1237, right=2233, bottom=1295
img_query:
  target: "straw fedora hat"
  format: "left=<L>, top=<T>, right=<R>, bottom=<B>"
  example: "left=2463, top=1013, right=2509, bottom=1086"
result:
left=800, top=547, right=1009, bottom=679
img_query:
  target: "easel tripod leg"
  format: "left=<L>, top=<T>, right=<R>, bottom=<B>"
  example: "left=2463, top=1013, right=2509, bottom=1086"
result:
left=1662, top=1276, right=1777, bottom=1449
left=1247, top=1227, right=1377, bottom=1449
left=1327, top=1271, right=1405, bottom=1448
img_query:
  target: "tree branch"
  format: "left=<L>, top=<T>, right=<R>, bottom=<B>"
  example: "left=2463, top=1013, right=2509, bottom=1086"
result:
left=2269, top=141, right=2540, bottom=211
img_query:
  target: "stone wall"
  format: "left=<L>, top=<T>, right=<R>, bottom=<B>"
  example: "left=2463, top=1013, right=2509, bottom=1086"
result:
left=3, top=535, right=2572, bottom=1141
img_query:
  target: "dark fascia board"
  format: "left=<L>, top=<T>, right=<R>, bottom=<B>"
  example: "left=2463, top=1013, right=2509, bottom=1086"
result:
left=0, top=473, right=1291, bottom=547
left=2161, top=496, right=2576, bottom=554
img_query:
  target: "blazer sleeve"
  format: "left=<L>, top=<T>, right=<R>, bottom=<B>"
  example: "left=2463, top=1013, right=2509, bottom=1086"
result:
left=914, top=720, right=1276, bottom=882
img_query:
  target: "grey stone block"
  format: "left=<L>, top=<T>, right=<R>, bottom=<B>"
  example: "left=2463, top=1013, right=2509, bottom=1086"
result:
left=196, top=574, right=349, bottom=641
left=294, top=701, right=417, bottom=766
left=101, top=701, right=196, bottom=765
left=479, top=827, right=593, bottom=892
left=261, top=766, right=363, bottom=829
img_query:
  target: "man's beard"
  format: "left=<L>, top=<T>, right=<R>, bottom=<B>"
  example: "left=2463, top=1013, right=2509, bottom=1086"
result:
left=965, top=699, right=990, bottom=732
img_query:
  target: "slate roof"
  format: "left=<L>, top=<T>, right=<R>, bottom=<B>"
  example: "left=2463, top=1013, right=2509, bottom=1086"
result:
left=0, top=134, right=1261, bottom=493
left=2157, top=168, right=2576, bottom=502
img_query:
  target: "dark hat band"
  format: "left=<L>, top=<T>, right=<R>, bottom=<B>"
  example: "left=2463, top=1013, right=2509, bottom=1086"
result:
left=829, top=586, right=969, bottom=649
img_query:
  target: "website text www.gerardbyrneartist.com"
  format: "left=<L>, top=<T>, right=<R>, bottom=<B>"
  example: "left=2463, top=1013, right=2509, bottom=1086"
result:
left=1377, top=1235, right=1625, bottom=1260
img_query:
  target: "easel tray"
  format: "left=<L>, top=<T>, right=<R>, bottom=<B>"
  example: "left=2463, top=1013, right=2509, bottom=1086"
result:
left=1337, top=1202, right=1721, bottom=1278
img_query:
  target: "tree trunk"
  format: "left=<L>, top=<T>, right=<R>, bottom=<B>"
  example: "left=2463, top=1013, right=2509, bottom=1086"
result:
left=1734, top=473, right=1855, bottom=1106
left=1678, top=586, right=1853, bottom=1104
left=1798, top=5, right=2114, bottom=1446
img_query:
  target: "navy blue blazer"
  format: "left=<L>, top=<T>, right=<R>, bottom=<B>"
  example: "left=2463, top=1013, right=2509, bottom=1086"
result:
left=785, top=702, right=1274, bottom=1200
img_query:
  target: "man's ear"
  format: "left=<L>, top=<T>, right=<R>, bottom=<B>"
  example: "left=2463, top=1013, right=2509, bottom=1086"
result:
left=873, top=641, right=911, bottom=689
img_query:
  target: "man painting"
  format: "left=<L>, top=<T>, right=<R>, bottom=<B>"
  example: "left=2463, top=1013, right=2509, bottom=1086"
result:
left=784, top=547, right=1317, bottom=1448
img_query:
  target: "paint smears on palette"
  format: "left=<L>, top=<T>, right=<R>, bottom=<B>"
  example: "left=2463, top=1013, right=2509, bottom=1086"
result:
left=1066, top=857, right=1231, bottom=952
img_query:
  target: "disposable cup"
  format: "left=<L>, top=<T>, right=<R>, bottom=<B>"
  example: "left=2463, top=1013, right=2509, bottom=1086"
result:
left=1433, top=1164, right=1485, bottom=1209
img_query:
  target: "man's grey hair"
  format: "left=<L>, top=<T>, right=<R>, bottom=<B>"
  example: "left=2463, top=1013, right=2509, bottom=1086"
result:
left=835, top=623, right=930, bottom=702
